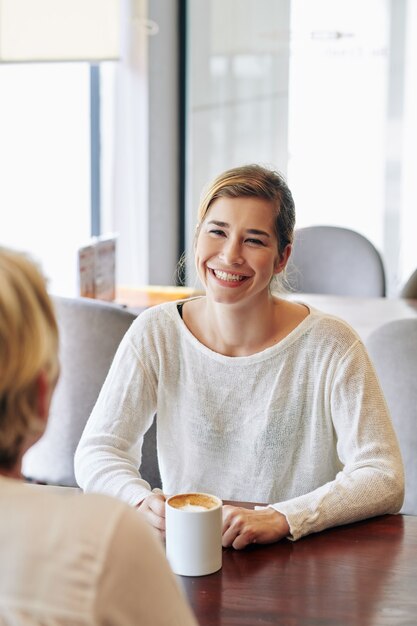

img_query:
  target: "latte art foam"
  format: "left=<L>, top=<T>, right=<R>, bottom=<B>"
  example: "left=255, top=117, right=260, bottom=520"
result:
left=179, top=504, right=208, bottom=512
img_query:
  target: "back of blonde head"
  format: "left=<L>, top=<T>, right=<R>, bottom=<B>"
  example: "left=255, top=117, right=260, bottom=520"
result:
left=0, top=248, right=58, bottom=469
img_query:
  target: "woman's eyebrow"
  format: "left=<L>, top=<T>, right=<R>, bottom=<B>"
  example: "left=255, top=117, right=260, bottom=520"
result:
left=207, top=220, right=229, bottom=228
left=207, top=220, right=271, bottom=238
left=247, top=228, right=271, bottom=238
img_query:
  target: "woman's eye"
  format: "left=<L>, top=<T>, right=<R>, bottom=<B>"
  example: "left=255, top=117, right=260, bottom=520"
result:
left=209, top=229, right=226, bottom=237
left=246, top=238, right=265, bottom=246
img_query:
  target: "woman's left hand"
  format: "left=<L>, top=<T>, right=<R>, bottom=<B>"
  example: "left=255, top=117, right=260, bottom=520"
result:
left=222, top=505, right=290, bottom=549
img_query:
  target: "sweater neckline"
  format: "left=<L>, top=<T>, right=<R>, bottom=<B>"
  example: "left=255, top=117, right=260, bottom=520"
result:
left=168, top=299, right=318, bottom=364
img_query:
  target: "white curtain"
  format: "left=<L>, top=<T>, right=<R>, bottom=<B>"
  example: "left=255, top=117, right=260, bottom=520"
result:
left=109, top=0, right=150, bottom=287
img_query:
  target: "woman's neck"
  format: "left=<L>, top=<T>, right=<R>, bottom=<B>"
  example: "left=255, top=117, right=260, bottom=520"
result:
left=0, top=444, right=29, bottom=480
left=183, top=294, right=310, bottom=357
left=216, top=301, right=275, bottom=353
left=186, top=294, right=280, bottom=356
left=0, top=465, right=23, bottom=480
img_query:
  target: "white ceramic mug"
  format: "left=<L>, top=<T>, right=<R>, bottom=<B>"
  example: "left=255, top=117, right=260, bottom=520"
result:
left=165, top=492, right=223, bottom=576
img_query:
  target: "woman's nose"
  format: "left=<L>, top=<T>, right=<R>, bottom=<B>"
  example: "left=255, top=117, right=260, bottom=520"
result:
left=219, top=238, right=243, bottom=264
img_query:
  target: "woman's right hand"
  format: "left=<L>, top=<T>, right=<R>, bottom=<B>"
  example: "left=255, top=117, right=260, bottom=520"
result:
left=137, top=493, right=167, bottom=538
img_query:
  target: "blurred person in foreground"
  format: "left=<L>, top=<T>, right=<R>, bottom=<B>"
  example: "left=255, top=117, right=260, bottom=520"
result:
left=0, top=247, right=197, bottom=626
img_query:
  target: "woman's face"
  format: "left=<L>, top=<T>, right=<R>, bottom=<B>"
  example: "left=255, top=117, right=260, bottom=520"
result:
left=195, top=196, right=290, bottom=306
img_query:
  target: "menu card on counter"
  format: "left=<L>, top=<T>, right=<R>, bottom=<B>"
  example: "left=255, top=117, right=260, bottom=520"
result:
left=78, top=235, right=116, bottom=301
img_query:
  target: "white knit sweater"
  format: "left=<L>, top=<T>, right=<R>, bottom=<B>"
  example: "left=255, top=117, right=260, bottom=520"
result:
left=74, top=301, right=404, bottom=541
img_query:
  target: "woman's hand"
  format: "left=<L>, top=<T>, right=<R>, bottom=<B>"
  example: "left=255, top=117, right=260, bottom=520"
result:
left=222, top=505, right=290, bottom=549
left=137, top=493, right=167, bottom=538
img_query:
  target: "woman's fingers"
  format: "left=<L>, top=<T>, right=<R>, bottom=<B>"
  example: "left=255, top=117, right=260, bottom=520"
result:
left=138, top=493, right=167, bottom=536
left=148, top=494, right=167, bottom=518
left=222, top=505, right=289, bottom=549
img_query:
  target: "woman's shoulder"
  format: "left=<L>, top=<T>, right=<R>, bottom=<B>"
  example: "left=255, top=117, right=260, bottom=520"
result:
left=275, top=296, right=360, bottom=344
left=132, top=300, right=179, bottom=321
left=302, top=305, right=365, bottom=360
left=308, top=306, right=359, bottom=336
left=52, top=491, right=147, bottom=555
left=121, top=301, right=193, bottom=359
left=8, top=482, right=130, bottom=543
left=129, top=298, right=207, bottom=338
left=70, top=492, right=153, bottom=547
left=127, top=301, right=183, bottom=335
left=272, top=296, right=358, bottom=345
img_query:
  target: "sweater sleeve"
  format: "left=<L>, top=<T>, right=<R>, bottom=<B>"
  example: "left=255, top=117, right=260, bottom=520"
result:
left=74, top=320, right=159, bottom=506
left=270, top=340, right=404, bottom=541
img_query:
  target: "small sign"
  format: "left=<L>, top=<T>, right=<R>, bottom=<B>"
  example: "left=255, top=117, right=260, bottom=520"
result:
left=78, top=235, right=116, bottom=301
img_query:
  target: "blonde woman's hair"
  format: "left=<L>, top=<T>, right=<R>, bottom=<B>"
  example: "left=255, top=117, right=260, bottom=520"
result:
left=0, top=248, right=59, bottom=470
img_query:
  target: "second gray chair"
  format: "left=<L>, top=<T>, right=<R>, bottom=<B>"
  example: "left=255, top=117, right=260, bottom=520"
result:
left=365, top=318, right=417, bottom=515
left=22, top=296, right=161, bottom=489
left=288, top=225, right=386, bottom=297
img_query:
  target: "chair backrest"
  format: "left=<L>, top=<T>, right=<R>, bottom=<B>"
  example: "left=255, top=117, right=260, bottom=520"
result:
left=22, top=296, right=161, bottom=489
left=365, top=318, right=417, bottom=515
left=401, top=269, right=417, bottom=299
left=287, top=226, right=386, bottom=297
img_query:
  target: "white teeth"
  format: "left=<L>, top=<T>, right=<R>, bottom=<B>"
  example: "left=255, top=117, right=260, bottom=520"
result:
left=213, top=269, right=244, bottom=282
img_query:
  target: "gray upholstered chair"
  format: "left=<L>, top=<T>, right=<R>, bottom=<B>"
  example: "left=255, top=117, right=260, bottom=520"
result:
left=401, top=269, right=417, bottom=299
left=287, top=225, right=386, bottom=297
left=22, top=296, right=161, bottom=489
left=365, top=318, right=417, bottom=515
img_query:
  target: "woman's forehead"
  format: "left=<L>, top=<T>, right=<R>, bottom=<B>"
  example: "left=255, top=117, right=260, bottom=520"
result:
left=204, top=196, right=276, bottom=229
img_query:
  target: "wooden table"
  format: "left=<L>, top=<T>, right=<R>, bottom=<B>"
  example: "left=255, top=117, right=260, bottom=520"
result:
left=179, top=508, right=417, bottom=626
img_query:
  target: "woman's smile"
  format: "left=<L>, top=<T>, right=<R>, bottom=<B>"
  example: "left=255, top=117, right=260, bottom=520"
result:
left=208, top=267, right=251, bottom=285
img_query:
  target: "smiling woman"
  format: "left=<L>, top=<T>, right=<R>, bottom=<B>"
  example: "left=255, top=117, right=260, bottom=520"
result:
left=75, top=163, right=404, bottom=550
left=196, top=197, right=285, bottom=298
left=196, top=164, right=295, bottom=268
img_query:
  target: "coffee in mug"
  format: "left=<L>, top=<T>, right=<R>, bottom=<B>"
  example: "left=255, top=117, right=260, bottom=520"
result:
left=165, top=492, right=222, bottom=576
left=168, top=493, right=219, bottom=512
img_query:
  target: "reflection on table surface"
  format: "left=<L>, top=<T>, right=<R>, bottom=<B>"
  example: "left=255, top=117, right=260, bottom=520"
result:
left=180, top=505, right=416, bottom=626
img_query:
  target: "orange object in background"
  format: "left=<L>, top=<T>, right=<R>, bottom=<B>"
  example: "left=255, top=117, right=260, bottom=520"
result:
left=116, top=285, right=204, bottom=309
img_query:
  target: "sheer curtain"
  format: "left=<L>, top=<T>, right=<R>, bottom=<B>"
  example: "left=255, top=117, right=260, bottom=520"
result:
left=103, top=0, right=180, bottom=288
left=105, top=0, right=150, bottom=287
left=400, top=0, right=417, bottom=289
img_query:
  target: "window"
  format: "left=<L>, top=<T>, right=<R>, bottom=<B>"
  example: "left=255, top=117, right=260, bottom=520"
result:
left=183, top=0, right=417, bottom=295
left=0, top=62, right=92, bottom=295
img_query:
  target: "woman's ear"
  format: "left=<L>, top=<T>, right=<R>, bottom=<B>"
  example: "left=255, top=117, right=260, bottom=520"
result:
left=193, top=222, right=202, bottom=250
left=36, top=370, right=50, bottom=423
left=274, top=244, right=292, bottom=274
left=36, top=369, right=58, bottom=423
